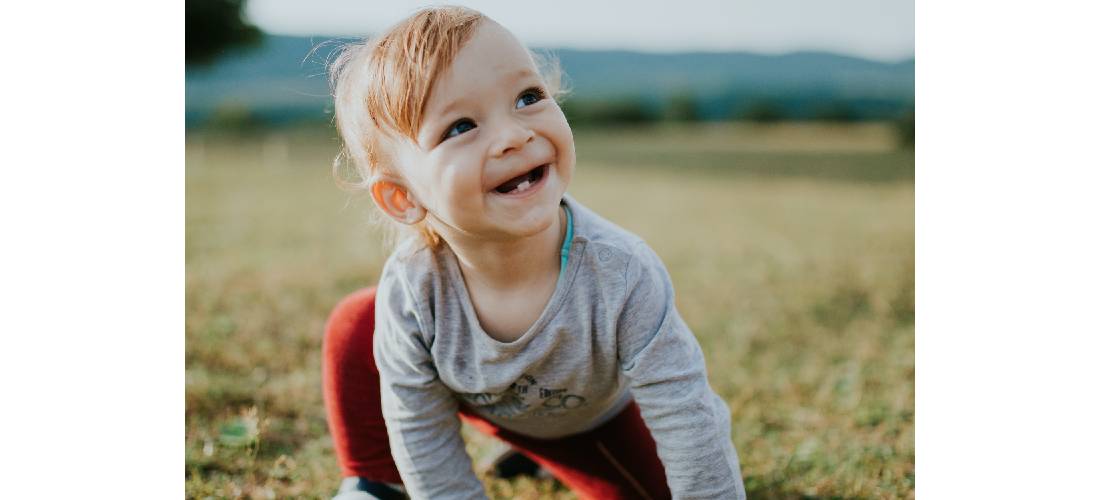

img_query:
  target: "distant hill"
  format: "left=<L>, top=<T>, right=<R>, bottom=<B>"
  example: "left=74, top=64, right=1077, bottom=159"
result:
left=185, top=35, right=913, bottom=127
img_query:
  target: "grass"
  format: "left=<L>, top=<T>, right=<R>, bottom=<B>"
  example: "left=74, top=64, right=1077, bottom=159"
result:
left=186, top=121, right=914, bottom=499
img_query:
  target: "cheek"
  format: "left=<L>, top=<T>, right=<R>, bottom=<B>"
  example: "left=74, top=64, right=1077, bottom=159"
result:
left=436, top=159, right=483, bottom=200
left=547, top=110, right=574, bottom=155
left=552, top=121, right=576, bottom=172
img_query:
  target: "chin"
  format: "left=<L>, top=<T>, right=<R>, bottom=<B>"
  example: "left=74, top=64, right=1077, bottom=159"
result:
left=512, top=208, right=557, bottom=237
left=502, top=197, right=561, bottom=238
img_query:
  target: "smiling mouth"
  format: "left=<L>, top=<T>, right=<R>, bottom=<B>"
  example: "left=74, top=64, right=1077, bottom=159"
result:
left=493, top=164, right=548, bottom=194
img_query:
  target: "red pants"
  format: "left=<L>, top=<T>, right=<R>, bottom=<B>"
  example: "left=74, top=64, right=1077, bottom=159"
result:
left=322, top=287, right=672, bottom=500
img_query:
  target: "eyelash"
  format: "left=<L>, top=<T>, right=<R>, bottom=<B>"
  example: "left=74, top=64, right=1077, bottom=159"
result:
left=516, top=87, right=546, bottom=108
left=439, top=87, right=548, bottom=142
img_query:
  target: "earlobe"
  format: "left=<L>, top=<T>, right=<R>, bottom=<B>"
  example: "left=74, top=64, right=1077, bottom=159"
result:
left=369, top=178, right=426, bottom=225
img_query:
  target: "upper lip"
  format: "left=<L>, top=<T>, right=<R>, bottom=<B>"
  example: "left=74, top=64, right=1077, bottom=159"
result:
left=488, top=158, right=552, bottom=192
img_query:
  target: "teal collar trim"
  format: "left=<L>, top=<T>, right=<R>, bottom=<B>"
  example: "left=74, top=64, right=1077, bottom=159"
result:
left=559, top=201, right=573, bottom=281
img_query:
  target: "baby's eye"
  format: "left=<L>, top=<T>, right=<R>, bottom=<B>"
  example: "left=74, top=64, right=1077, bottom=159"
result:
left=442, top=118, right=477, bottom=141
left=515, top=87, right=546, bottom=109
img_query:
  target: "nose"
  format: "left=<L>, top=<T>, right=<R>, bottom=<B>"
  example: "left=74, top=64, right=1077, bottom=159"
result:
left=490, top=119, right=534, bottom=158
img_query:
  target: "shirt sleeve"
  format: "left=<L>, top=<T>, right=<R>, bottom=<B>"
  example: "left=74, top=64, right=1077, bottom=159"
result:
left=374, top=263, right=487, bottom=500
left=617, top=243, right=747, bottom=499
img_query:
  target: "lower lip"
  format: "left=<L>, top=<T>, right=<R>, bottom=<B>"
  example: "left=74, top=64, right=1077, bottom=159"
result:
left=491, top=164, right=550, bottom=199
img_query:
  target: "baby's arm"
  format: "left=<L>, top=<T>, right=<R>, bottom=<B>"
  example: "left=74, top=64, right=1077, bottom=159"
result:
left=374, top=268, right=486, bottom=500
left=617, top=243, right=747, bottom=499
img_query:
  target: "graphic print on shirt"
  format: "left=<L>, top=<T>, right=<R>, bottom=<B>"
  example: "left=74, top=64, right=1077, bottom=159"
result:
left=459, top=373, right=587, bottom=419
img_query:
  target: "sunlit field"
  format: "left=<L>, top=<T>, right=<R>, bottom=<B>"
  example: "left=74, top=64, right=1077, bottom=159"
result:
left=185, top=122, right=914, bottom=499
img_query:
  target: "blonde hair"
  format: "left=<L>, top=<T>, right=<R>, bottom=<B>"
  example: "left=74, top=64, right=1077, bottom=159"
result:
left=329, top=6, right=565, bottom=249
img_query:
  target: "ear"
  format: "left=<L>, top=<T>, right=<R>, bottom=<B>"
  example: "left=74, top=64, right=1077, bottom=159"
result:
left=369, top=177, right=426, bottom=225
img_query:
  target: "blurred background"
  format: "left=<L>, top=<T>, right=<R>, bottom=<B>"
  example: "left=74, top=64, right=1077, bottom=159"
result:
left=186, top=0, right=914, bottom=498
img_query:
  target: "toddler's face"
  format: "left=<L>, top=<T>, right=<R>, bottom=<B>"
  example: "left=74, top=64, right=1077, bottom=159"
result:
left=393, top=21, right=575, bottom=241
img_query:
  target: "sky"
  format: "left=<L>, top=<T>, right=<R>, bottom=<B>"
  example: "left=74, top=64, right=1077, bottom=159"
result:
left=245, top=0, right=914, bottom=62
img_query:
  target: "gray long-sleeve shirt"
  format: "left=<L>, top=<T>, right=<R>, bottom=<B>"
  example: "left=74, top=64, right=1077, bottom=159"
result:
left=373, top=195, right=746, bottom=499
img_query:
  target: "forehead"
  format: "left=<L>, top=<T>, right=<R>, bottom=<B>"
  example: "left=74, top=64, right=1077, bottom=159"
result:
left=423, top=22, right=538, bottom=112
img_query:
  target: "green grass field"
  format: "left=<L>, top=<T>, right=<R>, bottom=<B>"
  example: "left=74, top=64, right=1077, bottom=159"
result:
left=186, top=122, right=914, bottom=499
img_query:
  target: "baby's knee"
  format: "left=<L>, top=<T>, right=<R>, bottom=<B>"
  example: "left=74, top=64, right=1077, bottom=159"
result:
left=324, top=287, right=378, bottom=353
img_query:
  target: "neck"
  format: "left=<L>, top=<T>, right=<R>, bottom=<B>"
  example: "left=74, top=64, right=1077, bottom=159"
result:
left=435, top=206, right=566, bottom=291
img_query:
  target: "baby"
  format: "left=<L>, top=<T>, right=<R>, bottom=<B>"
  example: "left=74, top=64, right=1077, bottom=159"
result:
left=322, top=6, right=746, bottom=499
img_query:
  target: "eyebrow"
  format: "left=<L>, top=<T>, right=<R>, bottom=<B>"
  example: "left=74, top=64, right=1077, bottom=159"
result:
left=436, top=97, right=471, bottom=124
left=506, top=67, right=538, bottom=83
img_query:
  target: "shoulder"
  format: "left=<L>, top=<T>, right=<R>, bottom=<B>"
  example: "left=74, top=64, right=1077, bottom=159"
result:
left=379, top=238, right=447, bottom=294
left=375, top=239, right=452, bottom=339
left=566, top=195, right=667, bottom=281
